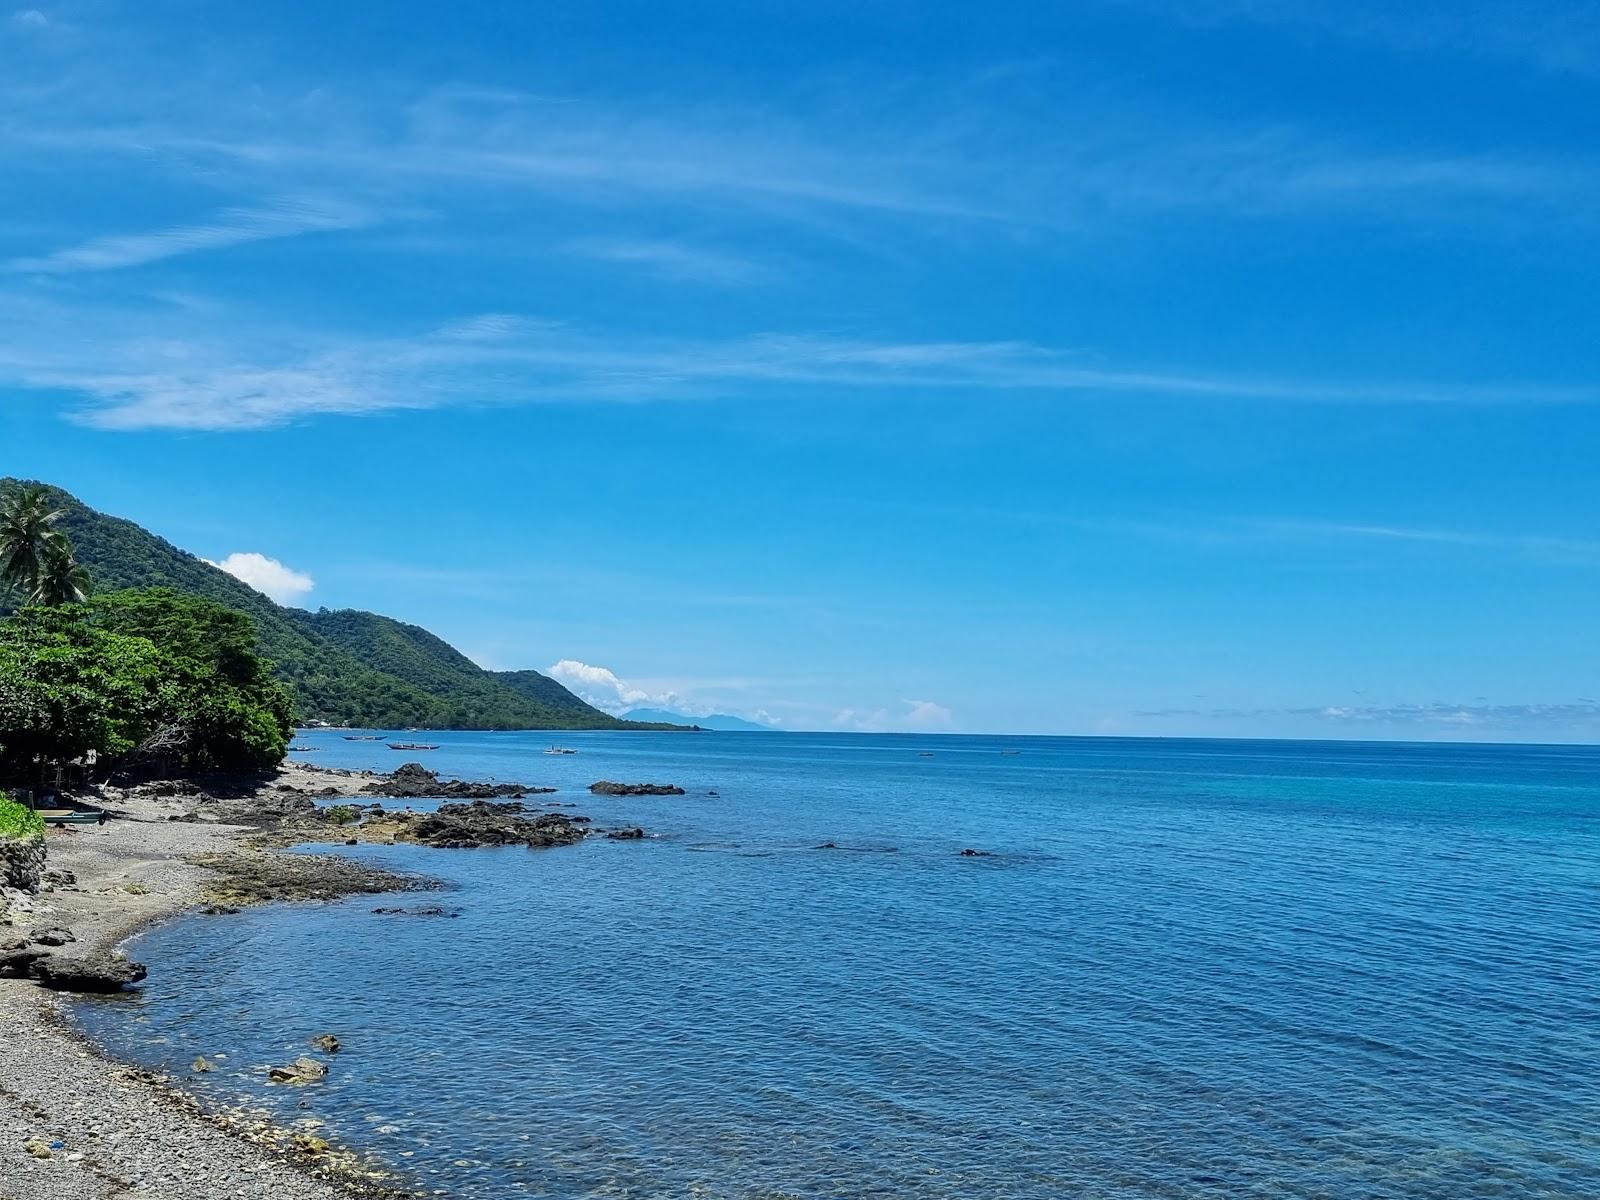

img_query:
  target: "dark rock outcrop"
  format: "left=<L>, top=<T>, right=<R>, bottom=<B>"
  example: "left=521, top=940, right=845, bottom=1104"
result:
left=0, top=939, right=51, bottom=978
left=213, top=789, right=318, bottom=826
left=29, top=952, right=148, bottom=993
left=606, top=827, right=646, bottom=840
left=588, top=781, right=686, bottom=796
left=403, top=800, right=588, bottom=849
left=364, top=763, right=554, bottom=800
left=192, top=849, right=426, bottom=906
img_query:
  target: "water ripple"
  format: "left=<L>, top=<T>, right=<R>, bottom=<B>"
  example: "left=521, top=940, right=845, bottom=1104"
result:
left=77, top=733, right=1600, bottom=1199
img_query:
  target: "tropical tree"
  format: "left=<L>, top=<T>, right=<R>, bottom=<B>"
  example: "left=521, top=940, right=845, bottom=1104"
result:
left=0, top=590, right=293, bottom=778
left=0, top=605, right=168, bottom=773
left=30, top=538, right=91, bottom=606
left=0, top=485, right=89, bottom=606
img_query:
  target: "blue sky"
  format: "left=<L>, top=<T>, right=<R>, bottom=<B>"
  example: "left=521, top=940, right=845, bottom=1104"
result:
left=3, top=1, right=1599, bottom=739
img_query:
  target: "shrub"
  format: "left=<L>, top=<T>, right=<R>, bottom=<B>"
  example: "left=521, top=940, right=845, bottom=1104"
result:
left=0, top=791, right=44, bottom=839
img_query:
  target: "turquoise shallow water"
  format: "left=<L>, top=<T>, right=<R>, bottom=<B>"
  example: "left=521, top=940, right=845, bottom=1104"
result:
left=77, top=732, right=1600, bottom=1198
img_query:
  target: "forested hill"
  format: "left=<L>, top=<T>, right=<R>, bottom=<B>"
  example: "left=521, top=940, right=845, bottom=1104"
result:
left=7, top=479, right=676, bottom=731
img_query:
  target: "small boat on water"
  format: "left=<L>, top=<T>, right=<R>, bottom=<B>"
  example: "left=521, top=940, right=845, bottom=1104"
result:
left=343, top=735, right=386, bottom=741
left=545, top=745, right=578, bottom=755
left=388, top=742, right=441, bottom=751
left=289, top=745, right=321, bottom=752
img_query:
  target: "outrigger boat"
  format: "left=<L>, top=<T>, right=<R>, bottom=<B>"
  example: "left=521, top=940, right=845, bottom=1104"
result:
left=388, top=742, right=441, bottom=751
left=343, top=735, right=386, bottom=741
left=544, top=745, right=578, bottom=755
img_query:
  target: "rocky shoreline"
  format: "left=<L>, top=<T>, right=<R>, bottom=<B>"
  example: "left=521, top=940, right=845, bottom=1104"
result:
left=0, top=759, right=653, bottom=1199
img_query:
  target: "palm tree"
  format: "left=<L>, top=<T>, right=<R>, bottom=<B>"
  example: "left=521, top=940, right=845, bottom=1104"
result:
left=0, top=485, right=88, bottom=605
left=30, top=538, right=91, bottom=605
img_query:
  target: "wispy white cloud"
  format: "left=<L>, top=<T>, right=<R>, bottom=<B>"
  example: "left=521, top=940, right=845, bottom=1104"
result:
left=1249, top=519, right=1600, bottom=565
left=204, top=551, right=315, bottom=606
left=902, top=699, right=956, bottom=730
left=832, top=698, right=957, bottom=732
left=545, top=658, right=782, bottom=723
left=11, top=8, right=49, bottom=28
left=1112, top=1, right=1600, bottom=78
left=1138, top=699, right=1600, bottom=731
left=8, top=197, right=373, bottom=274
left=561, top=237, right=763, bottom=284
left=43, top=320, right=1600, bottom=432
left=2, top=309, right=1594, bottom=432
left=6, top=76, right=1597, bottom=244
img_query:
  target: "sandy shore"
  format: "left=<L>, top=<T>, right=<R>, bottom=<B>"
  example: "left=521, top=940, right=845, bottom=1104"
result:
left=0, top=764, right=426, bottom=1200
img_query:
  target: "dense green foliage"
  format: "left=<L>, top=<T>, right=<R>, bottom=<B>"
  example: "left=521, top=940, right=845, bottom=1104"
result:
left=294, top=610, right=673, bottom=729
left=0, top=591, right=293, bottom=775
left=0, top=607, right=167, bottom=767
left=2, top=480, right=676, bottom=731
left=89, top=590, right=295, bottom=769
left=0, top=791, right=44, bottom=839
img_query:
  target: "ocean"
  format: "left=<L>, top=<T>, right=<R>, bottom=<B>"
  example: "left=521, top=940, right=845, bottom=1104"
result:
left=75, top=731, right=1600, bottom=1198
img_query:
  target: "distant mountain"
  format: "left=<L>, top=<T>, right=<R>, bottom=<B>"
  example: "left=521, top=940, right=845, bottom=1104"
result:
left=623, top=707, right=770, bottom=731
left=7, top=479, right=681, bottom=732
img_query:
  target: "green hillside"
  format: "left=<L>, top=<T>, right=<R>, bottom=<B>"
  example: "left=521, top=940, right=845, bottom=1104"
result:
left=293, top=609, right=654, bottom=729
left=3, top=479, right=669, bottom=731
left=492, top=669, right=670, bottom=729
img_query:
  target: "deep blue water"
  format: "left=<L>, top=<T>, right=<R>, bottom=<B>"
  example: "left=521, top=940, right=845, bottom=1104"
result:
left=77, top=732, right=1600, bottom=1198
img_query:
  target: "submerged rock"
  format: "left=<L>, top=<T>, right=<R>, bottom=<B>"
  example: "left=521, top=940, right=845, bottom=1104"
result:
left=588, top=781, right=686, bottom=796
left=959, top=848, right=995, bottom=857
left=268, top=1056, right=329, bottom=1085
left=29, top=951, right=148, bottom=993
left=311, top=1033, right=342, bottom=1054
left=606, top=827, right=646, bottom=840
left=371, top=904, right=460, bottom=918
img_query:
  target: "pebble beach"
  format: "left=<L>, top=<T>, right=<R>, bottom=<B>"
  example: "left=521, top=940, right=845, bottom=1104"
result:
left=0, top=765, right=423, bottom=1200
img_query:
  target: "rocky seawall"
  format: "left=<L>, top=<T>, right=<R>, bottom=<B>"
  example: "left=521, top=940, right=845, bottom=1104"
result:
left=0, top=832, right=45, bottom=892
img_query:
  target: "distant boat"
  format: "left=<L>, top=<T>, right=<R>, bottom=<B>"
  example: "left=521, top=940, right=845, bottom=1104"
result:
left=289, top=745, right=321, bottom=752
left=545, top=745, right=578, bottom=755
left=343, top=735, right=386, bottom=741
left=388, top=742, right=440, bottom=751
